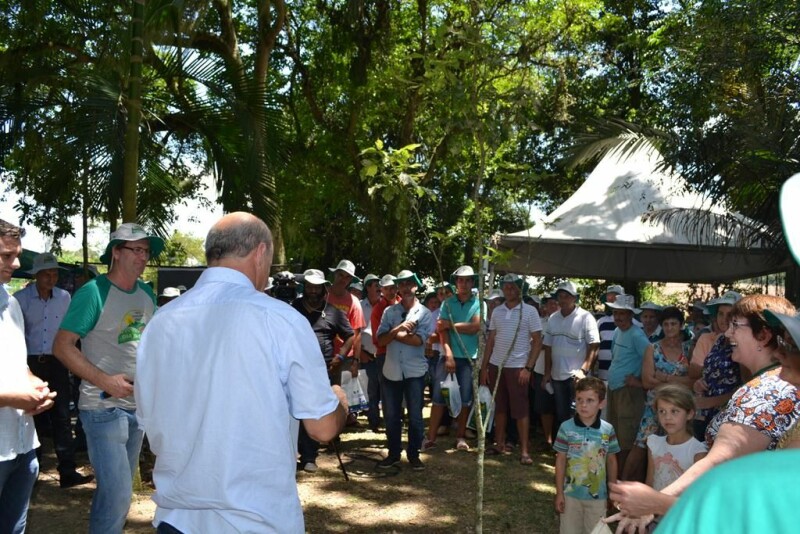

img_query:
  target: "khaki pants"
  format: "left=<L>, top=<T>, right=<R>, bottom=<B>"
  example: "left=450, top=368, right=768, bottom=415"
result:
left=560, top=496, right=607, bottom=534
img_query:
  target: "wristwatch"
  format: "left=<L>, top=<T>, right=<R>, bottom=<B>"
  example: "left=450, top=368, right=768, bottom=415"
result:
left=524, top=365, right=534, bottom=372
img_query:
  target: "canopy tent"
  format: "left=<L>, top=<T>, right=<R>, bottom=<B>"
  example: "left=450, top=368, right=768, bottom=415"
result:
left=495, top=141, right=786, bottom=283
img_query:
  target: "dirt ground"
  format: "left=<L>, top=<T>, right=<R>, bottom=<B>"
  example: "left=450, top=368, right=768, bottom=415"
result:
left=27, top=408, right=561, bottom=533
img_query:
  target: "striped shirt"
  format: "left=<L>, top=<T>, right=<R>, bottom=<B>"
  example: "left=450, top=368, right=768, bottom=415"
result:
left=488, top=302, right=542, bottom=368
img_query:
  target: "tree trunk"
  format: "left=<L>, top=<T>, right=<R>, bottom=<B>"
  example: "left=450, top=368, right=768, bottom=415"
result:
left=121, top=0, right=145, bottom=223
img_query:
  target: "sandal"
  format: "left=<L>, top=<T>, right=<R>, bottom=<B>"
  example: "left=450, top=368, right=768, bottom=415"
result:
left=486, top=446, right=503, bottom=456
left=520, top=454, right=533, bottom=465
left=421, top=439, right=437, bottom=452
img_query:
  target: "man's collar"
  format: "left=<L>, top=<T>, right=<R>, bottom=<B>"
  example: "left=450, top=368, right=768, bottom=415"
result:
left=504, top=300, right=521, bottom=310
left=0, top=284, right=9, bottom=311
left=573, top=413, right=601, bottom=429
left=35, top=284, right=53, bottom=301
left=456, top=293, right=475, bottom=304
left=560, top=305, right=577, bottom=317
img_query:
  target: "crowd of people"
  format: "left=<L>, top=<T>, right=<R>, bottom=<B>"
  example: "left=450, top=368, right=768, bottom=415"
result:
left=2, top=178, right=799, bottom=534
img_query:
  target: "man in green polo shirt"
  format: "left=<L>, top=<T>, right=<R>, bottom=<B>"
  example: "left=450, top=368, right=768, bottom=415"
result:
left=423, top=266, right=481, bottom=451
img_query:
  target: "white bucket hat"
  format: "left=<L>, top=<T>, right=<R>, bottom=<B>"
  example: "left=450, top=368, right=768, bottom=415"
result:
left=328, top=259, right=360, bottom=282
left=706, top=290, right=742, bottom=316
left=484, top=289, right=504, bottom=301
left=606, top=294, right=641, bottom=314
left=349, top=281, right=364, bottom=292
left=500, top=273, right=524, bottom=289
left=159, top=287, right=180, bottom=298
left=99, top=223, right=165, bottom=265
left=606, top=284, right=625, bottom=295
left=379, top=274, right=397, bottom=287
left=639, top=301, right=663, bottom=311
left=29, top=252, right=66, bottom=275
left=395, top=270, right=422, bottom=287
left=302, top=269, right=329, bottom=286
left=555, top=280, right=579, bottom=297
left=764, top=309, right=800, bottom=350
left=450, top=265, right=479, bottom=285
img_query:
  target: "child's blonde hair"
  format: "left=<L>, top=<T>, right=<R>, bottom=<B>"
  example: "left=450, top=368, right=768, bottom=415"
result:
left=653, top=384, right=695, bottom=434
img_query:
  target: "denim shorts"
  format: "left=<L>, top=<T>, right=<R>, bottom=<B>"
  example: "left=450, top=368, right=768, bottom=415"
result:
left=432, top=357, right=475, bottom=406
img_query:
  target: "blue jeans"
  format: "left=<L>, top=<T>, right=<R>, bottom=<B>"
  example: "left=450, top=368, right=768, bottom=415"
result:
left=361, top=356, right=384, bottom=429
left=552, top=378, right=576, bottom=427
left=0, top=449, right=38, bottom=534
left=381, top=375, right=425, bottom=460
left=80, top=408, right=144, bottom=534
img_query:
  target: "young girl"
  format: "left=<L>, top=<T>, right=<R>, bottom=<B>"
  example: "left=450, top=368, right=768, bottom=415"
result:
left=646, top=385, right=708, bottom=491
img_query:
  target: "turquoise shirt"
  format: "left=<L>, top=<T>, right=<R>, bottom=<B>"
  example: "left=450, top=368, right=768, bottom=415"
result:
left=607, top=326, right=651, bottom=391
left=657, top=449, right=800, bottom=534
left=439, top=294, right=480, bottom=359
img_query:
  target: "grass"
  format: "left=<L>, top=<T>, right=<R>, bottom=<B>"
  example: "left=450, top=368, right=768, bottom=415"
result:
left=28, top=405, right=561, bottom=533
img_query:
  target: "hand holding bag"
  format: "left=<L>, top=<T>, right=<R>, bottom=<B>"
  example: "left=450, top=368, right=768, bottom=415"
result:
left=341, top=371, right=369, bottom=414
left=440, top=373, right=462, bottom=417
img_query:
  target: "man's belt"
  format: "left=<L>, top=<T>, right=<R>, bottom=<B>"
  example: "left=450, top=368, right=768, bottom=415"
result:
left=28, top=354, right=56, bottom=363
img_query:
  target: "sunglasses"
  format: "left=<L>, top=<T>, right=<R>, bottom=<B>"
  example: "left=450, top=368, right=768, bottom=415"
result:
left=777, top=333, right=800, bottom=355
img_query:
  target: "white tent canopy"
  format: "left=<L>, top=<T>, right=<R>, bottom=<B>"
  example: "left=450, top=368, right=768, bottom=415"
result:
left=496, top=141, right=785, bottom=283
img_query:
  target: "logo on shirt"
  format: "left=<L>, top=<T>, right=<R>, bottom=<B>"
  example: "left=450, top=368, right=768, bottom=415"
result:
left=118, top=309, right=147, bottom=344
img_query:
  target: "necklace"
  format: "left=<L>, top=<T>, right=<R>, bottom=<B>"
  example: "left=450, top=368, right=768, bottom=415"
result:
left=302, top=299, right=327, bottom=318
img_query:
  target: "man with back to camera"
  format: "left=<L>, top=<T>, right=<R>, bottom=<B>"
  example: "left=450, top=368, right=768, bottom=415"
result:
left=136, top=213, right=348, bottom=533
left=0, top=219, right=57, bottom=534
left=14, top=252, right=93, bottom=488
left=54, top=222, right=164, bottom=534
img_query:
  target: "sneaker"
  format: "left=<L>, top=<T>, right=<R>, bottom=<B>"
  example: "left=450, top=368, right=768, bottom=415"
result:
left=302, top=462, right=318, bottom=473
left=456, top=439, right=470, bottom=451
left=408, top=457, right=425, bottom=471
left=60, top=472, right=94, bottom=489
left=421, top=439, right=437, bottom=452
left=376, top=456, right=401, bottom=470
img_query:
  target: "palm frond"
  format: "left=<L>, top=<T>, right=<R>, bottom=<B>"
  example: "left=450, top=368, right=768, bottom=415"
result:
left=565, top=118, right=671, bottom=169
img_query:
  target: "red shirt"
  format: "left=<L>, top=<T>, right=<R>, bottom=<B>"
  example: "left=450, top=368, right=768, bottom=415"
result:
left=371, top=295, right=401, bottom=356
left=326, top=290, right=365, bottom=356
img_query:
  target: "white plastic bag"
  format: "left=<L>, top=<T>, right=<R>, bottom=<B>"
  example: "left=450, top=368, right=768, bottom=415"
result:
left=440, top=373, right=462, bottom=417
left=589, top=520, right=613, bottom=534
left=467, top=385, right=495, bottom=434
left=357, top=370, right=369, bottom=405
left=340, top=371, right=369, bottom=414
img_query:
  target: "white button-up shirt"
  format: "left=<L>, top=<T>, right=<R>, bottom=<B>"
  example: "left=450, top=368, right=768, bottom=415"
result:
left=136, top=267, right=339, bottom=533
left=0, top=286, right=39, bottom=461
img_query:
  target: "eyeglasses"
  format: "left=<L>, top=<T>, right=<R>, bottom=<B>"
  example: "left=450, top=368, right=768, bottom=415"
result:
left=120, top=246, right=150, bottom=258
left=729, top=319, right=751, bottom=331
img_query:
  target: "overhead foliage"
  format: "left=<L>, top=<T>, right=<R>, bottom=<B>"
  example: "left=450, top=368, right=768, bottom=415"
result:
left=1, top=0, right=796, bottom=276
